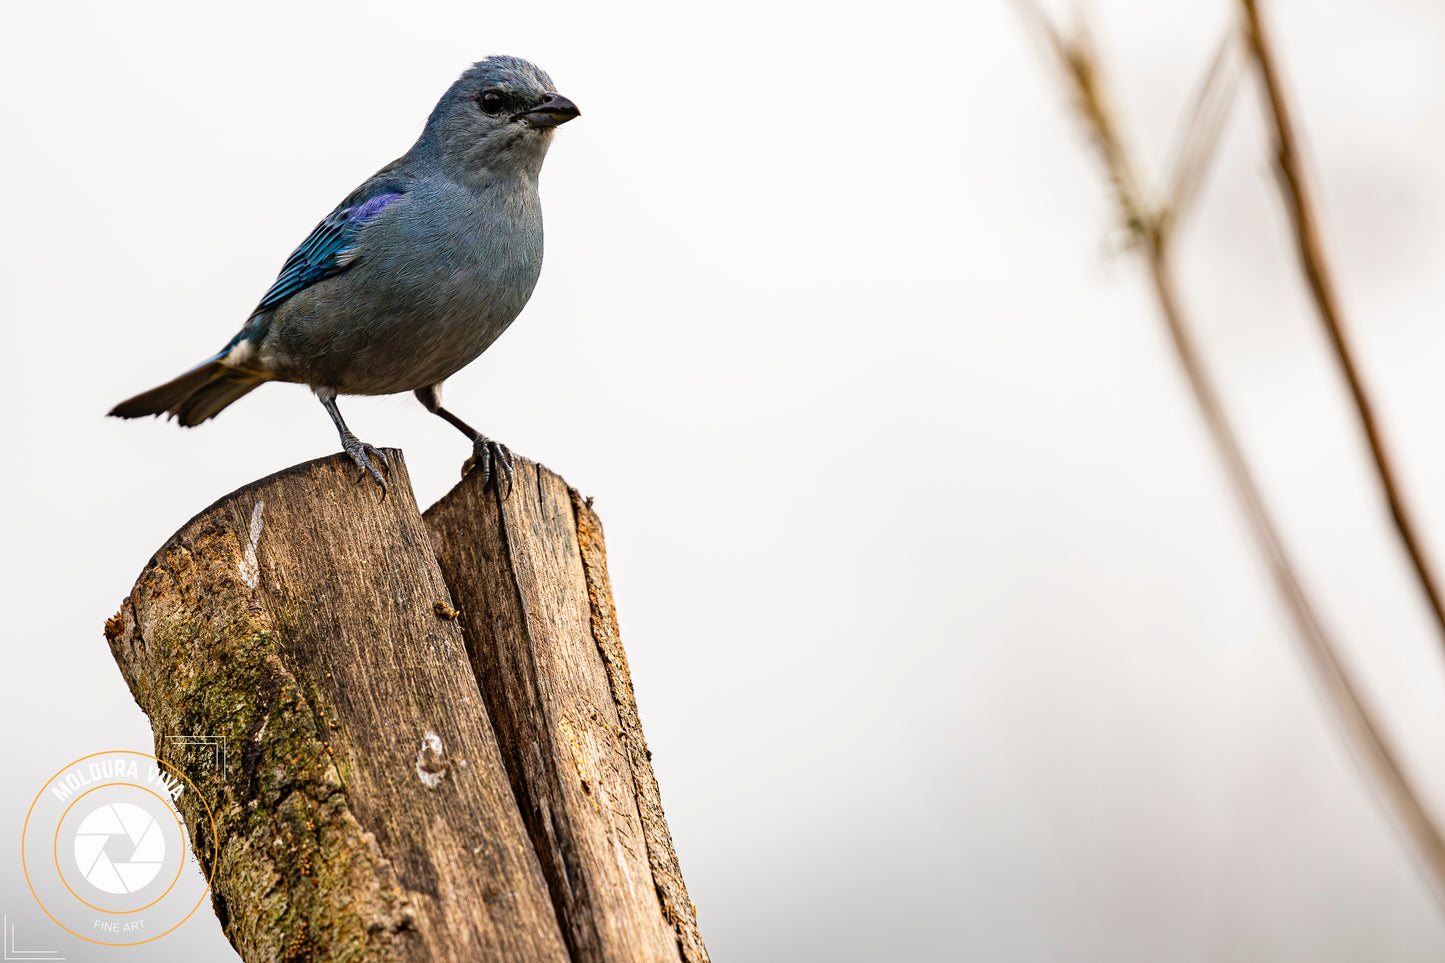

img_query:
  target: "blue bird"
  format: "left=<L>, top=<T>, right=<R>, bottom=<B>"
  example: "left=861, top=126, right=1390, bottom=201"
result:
left=110, top=56, right=579, bottom=495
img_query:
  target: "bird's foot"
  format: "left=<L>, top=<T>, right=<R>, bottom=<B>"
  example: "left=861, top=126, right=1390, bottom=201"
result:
left=341, top=433, right=389, bottom=494
left=463, top=435, right=514, bottom=497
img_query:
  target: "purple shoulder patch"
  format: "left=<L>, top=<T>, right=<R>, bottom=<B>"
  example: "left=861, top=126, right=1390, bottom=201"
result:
left=350, top=191, right=403, bottom=223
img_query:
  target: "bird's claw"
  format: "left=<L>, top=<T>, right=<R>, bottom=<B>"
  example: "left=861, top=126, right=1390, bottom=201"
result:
left=342, top=435, right=389, bottom=494
left=463, top=436, right=514, bottom=497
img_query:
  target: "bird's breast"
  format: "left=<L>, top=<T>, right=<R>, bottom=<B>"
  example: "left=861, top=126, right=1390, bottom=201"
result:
left=266, top=180, right=545, bottom=395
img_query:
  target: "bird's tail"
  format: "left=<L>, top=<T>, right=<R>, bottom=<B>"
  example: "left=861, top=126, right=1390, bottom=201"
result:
left=109, top=353, right=265, bottom=427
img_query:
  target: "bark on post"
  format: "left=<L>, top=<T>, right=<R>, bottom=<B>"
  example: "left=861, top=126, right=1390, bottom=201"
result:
left=427, top=461, right=707, bottom=963
left=105, top=451, right=707, bottom=963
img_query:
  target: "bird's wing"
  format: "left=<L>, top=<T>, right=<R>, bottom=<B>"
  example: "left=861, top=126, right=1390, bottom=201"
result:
left=254, top=183, right=406, bottom=312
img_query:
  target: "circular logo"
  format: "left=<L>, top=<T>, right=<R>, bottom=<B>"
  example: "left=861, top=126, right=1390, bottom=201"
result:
left=72, top=801, right=167, bottom=895
left=22, top=751, right=216, bottom=947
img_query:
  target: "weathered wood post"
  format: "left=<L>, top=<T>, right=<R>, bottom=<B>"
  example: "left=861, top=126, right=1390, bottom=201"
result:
left=105, top=451, right=708, bottom=963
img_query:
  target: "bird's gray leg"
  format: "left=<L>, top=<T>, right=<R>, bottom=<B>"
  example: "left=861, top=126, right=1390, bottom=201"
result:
left=414, top=385, right=513, bottom=496
left=318, top=387, right=389, bottom=493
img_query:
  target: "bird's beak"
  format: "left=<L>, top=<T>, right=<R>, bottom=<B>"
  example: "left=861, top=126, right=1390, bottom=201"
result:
left=517, top=93, right=581, bottom=129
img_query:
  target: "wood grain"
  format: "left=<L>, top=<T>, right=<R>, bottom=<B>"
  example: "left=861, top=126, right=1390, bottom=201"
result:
left=108, top=452, right=569, bottom=962
left=569, top=492, right=709, bottom=963
left=426, top=460, right=706, bottom=963
left=107, top=450, right=707, bottom=962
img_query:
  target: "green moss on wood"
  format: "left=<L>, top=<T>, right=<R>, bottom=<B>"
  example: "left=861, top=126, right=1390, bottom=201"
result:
left=109, top=516, right=415, bottom=961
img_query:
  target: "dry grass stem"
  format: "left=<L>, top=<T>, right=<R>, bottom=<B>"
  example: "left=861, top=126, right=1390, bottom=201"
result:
left=1017, top=0, right=1445, bottom=908
left=1014, top=0, right=1152, bottom=242
left=1239, top=0, right=1445, bottom=659
left=1162, top=28, right=1244, bottom=236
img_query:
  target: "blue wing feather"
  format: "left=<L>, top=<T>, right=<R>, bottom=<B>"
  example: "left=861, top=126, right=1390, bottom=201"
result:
left=255, top=186, right=405, bottom=312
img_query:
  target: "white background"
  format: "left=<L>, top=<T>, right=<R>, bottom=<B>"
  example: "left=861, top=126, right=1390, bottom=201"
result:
left=5, top=0, right=1445, bottom=959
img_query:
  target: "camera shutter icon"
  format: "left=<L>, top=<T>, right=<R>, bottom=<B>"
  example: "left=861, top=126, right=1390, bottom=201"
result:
left=72, top=802, right=167, bottom=895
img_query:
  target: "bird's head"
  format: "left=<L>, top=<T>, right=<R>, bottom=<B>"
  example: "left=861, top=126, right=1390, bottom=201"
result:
left=423, top=56, right=579, bottom=181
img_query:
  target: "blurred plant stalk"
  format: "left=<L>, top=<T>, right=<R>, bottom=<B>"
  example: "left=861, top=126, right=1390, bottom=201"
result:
left=1016, top=0, right=1445, bottom=909
left=1240, top=0, right=1445, bottom=651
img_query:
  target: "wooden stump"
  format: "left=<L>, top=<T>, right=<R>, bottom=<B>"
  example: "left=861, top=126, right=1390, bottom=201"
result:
left=105, top=452, right=707, bottom=963
left=428, top=461, right=706, bottom=963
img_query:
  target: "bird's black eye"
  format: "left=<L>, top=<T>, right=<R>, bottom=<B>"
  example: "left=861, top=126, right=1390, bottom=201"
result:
left=479, top=90, right=506, bottom=114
